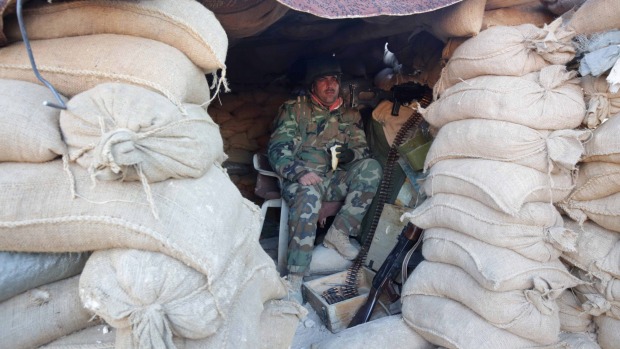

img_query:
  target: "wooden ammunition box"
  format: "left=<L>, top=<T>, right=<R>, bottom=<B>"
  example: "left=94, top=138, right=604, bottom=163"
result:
left=302, top=267, right=377, bottom=333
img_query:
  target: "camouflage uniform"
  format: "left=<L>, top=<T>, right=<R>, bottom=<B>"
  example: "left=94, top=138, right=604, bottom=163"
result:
left=268, top=96, right=381, bottom=273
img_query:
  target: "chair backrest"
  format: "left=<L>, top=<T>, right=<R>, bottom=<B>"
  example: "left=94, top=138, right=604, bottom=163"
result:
left=253, top=153, right=281, bottom=200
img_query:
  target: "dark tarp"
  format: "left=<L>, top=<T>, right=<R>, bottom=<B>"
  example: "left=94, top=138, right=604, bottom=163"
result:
left=275, top=0, right=464, bottom=19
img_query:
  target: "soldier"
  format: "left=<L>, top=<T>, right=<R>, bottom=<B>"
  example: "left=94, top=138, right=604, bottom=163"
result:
left=267, top=56, right=382, bottom=302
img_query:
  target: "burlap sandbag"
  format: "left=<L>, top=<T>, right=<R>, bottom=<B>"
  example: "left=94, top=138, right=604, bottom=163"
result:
left=557, top=290, right=595, bottom=333
left=3, top=0, right=227, bottom=74
left=421, top=159, right=575, bottom=216
left=481, top=2, right=556, bottom=30
left=558, top=332, right=600, bottom=349
left=39, top=324, right=116, bottom=349
left=540, top=0, right=586, bottom=15
left=582, top=114, right=620, bottom=164
left=434, top=18, right=575, bottom=97
left=567, top=162, right=620, bottom=202
left=561, top=193, right=620, bottom=233
left=561, top=220, right=620, bottom=281
left=581, top=76, right=620, bottom=129
left=60, top=83, right=225, bottom=183
left=424, top=119, right=589, bottom=173
left=402, top=193, right=576, bottom=262
left=0, top=79, right=66, bottom=162
left=0, top=34, right=210, bottom=106
left=425, top=65, right=586, bottom=130
left=595, top=315, right=620, bottom=349
left=312, top=315, right=434, bottom=349
left=422, top=228, right=582, bottom=292
left=201, top=0, right=289, bottom=39
left=0, top=275, right=93, bottom=349
left=567, top=0, right=620, bottom=35
left=79, top=248, right=287, bottom=349
left=402, top=261, right=562, bottom=344
left=416, top=0, right=486, bottom=42
left=573, top=268, right=620, bottom=312
left=402, top=294, right=566, bottom=349
left=0, top=160, right=266, bottom=295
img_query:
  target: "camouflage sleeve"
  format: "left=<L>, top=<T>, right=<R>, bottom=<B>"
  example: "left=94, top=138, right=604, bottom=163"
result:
left=267, top=104, right=308, bottom=181
left=344, top=110, right=371, bottom=161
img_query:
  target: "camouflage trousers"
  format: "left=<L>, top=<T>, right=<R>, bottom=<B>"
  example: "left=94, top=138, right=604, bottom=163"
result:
left=282, top=158, right=382, bottom=273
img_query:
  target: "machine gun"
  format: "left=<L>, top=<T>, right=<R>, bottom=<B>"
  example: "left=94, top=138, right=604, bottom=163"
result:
left=345, top=80, right=429, bottom=116
left=347, top=222, right=423, bottom=328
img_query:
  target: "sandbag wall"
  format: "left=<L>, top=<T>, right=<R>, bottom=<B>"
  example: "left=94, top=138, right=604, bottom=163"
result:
left=208, top=88, right=290, bottom=201
left=399, top=20, right=592, bottom=348
left=0, top=1, right=303, bottom=348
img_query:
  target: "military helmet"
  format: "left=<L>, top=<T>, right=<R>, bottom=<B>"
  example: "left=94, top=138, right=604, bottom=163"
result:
left=304, top=55, right=342, bottom=86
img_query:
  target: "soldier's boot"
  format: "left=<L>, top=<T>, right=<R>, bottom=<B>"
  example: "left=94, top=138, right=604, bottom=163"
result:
left=286, top=273, right=304, bottom=304
left=323, top=227, right=359, bottom=260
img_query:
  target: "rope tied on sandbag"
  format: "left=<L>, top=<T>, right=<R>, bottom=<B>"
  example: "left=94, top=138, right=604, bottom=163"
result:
left=130, top=303, right=175, bottom=349
left=545, top=226, right=578, bottom=252
left=524, top=277, right=563, bottom=316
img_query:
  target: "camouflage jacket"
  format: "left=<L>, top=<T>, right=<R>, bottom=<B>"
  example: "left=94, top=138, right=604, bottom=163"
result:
left=268, top=95, right=371, bottom=181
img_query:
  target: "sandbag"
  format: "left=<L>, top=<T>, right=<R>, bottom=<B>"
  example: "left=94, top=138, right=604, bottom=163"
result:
left=422, top=227, right=582, bottom=292
left=0, top=251, right=89, bottom=303
left=540, top=0, right=586, bottom=15
left=0, top=34, right=210, bottom=106
left=425, top=65, right=586, bottom=130
left=581, top=75, right=620, bottom=128
left=60, top=83, right=225, bottom=183
left=561, top=220, right=620, bottom=282
left=582, top=114, right=620, bottom=164
left=312, top=315, right=434, bottom=349
left=0, top=160, right=264, bottom=293
left=3, top=0, right=227, bottom=73
left=421, top=159, right=575, bottom=216
left=561, top=193, right=620, bottom=233
left=402, top=193, right=576, bottom=262
left=0, top=276, right=93, bottom=349
left=434, top=18, right=575, bottom=97
left=79, top=248, right=287, bottom=349
left=557, top=290, right=595, bottom=333
left=481, top=2, right=556, bottom=30
left=402, top=294, right=566, bottom=349
left=0, top=79, right=66, bottom=162
left=594, top=315, right=620, bottom=349
left=568, top=162, right=620, bottom=202
left=558, top=332, right=601, bottom=349
left=424, top=119, right=588, bottom=173
left=201, top=0, right=289, bottom=39
left=402, top=261, right=562, bottom=344
left=567, top=0, right=620, bottom=35
left=416, top=0, right=486, bottom=42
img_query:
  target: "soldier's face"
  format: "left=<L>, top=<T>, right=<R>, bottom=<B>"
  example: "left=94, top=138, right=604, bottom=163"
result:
left=312, top=75, right=340, bottom=105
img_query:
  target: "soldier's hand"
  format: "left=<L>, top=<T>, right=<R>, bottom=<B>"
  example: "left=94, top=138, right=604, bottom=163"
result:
left=336, top=144, right=355, bottom=164
left=299, top=172, right=322, bottom=186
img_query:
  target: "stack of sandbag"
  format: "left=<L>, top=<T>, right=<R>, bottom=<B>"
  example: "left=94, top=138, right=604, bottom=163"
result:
left=399, top=22, right=590, bottom=348
left=557, top=115, right=620, bottom=349
left=1, top=0, right=228, bottom=105
left=581, top=76, right=620, bottom=129
left=0, top=1, right=305, bottom=347
left=208, top=88, right=289, bottom=199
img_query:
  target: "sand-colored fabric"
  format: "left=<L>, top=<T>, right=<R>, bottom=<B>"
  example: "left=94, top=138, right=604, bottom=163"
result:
left=0, top=34, right=210, bottom=106
left=416, top=0, right=486, bottom=42
left=0, top=79, right=66, bottom=162
left=595, top=315, right=620, bottom=349
left=259, top=300, right=307, bottom=349
left=567, top=0, right=620, bottom=35
left=371, top=100, right=419, bottom=146
left=0, top=276, right=93, bottom=349
left=583, top=114, right=620, bottom=164
left=80, top=248, right=287, bottom=349
left=0, top=160, right=264, bottom=292
left=39, top=324, right=116, bottom=349
left=422, top=228, right=582, bottom=292
left=424, top=119, right=588, bottom=173
left=313, top=315, right=434, bottom=349
left=425, top=65, right=586, bottom=130
left=481, top=2, right=555, bottom=30
left=434, top=18, right=575, bottom=97
left=421, top=159, right=575, bottom=216
left=403, top=261, right=562, bottom=344
left=572, top=269, right=620, bottom=318
left=402, top=193, right=576, bottom=262
left=403, top=294, right=566, bottom=349
left=3, top=0, right=227, bottom=73
left=558, top=332, right=600, bottom=349
left=561, top=193, right=620, bottom=233
left=203, top=0, right=289, bottom=39
left=562, top=220, right=620, bottom=281
left=557, top=290, right=595, bottom=333
left=60, top=83, right=225, bottom=183
left=568, top=162, right=620, bottom=202
left=581, top=76, right=620, bottom=129
left=540, top=0, right=586, bottom=15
